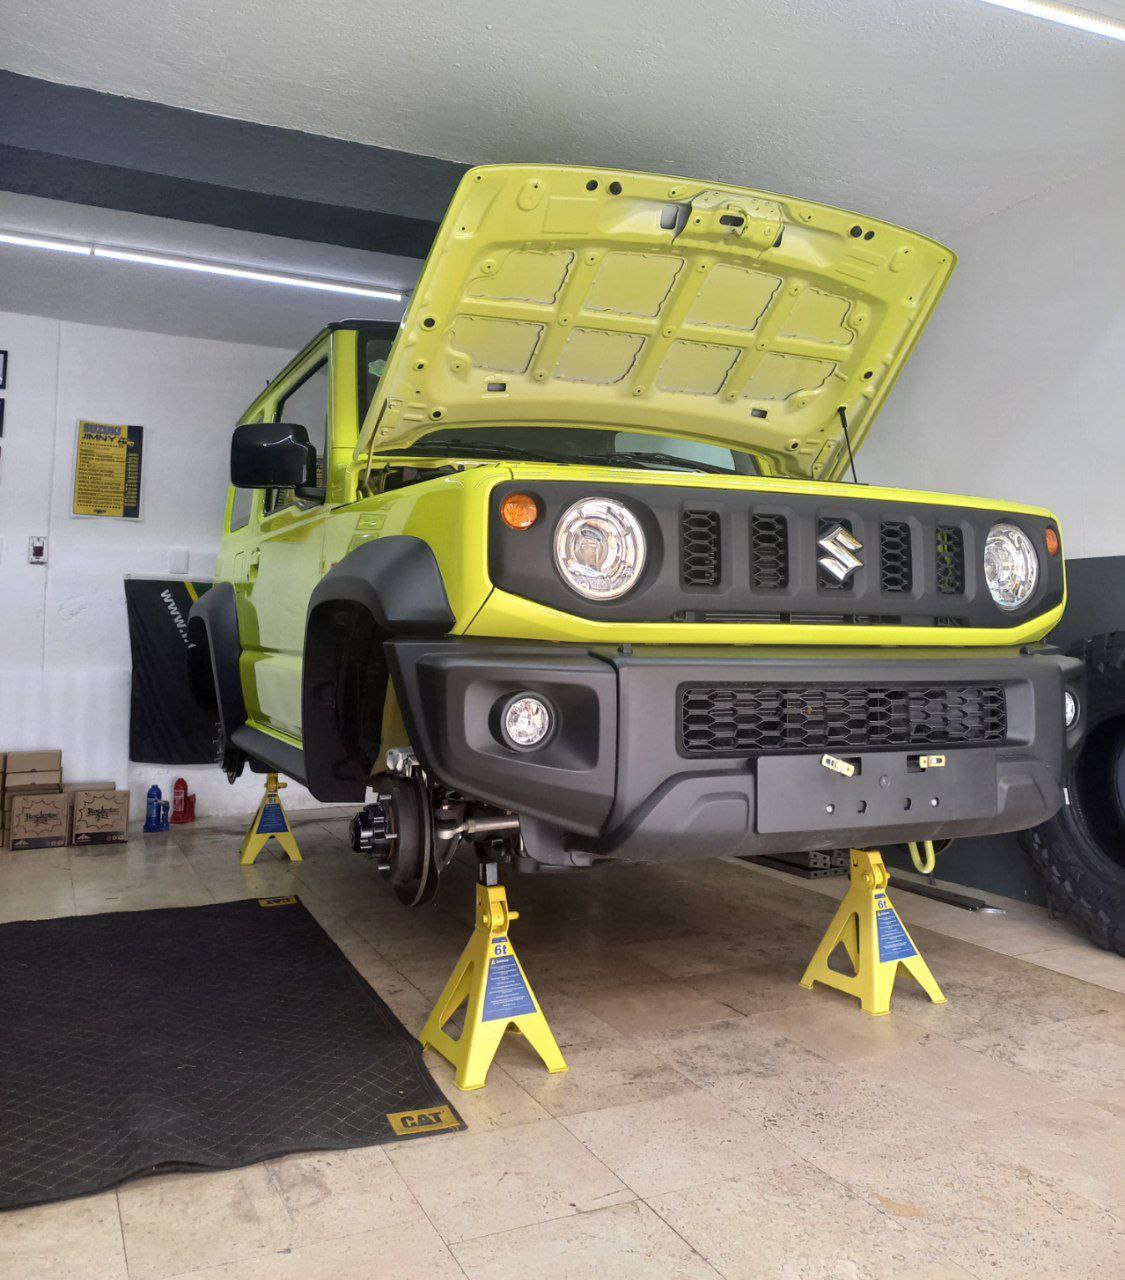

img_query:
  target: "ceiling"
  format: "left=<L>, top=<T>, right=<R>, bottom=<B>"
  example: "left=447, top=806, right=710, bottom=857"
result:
left=3, top=0, right=1122, bottom=239
left=0, top=192, right=416, bottom=350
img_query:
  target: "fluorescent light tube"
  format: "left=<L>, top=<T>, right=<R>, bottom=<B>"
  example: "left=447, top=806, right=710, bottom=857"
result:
left=0, top=232, right=92, bottom=255
left=92, top=247, right=402, bottom=300
left=977, top=0, right=1125, bottom=41
left=0, top=227, right=402, bottom=300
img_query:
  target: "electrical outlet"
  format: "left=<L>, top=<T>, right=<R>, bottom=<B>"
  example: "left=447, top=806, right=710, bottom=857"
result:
left=28, top=535, right=47, bottom=565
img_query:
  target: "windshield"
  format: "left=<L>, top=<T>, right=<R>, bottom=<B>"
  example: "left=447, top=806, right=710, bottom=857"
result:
left=375, top=425, right=759, bottom=475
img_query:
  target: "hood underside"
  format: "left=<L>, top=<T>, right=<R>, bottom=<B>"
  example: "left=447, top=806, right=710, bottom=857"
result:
left=358, top=165, right=955, bottom=480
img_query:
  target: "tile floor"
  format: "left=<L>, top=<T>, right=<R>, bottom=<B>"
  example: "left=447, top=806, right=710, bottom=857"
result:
left=2, top=812, right=1125, bottom=1279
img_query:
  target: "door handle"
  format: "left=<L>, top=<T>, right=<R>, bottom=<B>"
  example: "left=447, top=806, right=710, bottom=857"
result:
left=247, top=549, right=261, bottom=580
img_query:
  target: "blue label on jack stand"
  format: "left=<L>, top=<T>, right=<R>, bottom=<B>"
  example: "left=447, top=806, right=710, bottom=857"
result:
left=257, top=798, right=289, bottom=834
left=875, top=894, right=917, bottom=962
left=482, top=938, right=536, bottom=1022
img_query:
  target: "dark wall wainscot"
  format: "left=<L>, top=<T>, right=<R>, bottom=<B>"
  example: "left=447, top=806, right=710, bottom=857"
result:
left=885, top=555, right=1125, bottom=904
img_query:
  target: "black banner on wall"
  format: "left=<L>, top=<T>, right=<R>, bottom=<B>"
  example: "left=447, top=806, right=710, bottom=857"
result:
left=125, top=576, right=220, bottom=764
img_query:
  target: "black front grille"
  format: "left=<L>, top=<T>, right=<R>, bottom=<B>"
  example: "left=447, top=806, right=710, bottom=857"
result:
left=680, top=510, right=721, bottom=587
left=489, top=479, right=1064, bottom=627
left=750, top=513, right=789, bottom=589
left=879, top=521, right=913, bottom=593
left=936, top=526, right=965, bottom=595
left=680, top=684, right=1007, bottom=756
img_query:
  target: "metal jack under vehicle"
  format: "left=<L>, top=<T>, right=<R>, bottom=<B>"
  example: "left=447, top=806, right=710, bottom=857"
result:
left=801, top=848, right=946, bottom=1016
left=418, top=859, right=567, bottom=1091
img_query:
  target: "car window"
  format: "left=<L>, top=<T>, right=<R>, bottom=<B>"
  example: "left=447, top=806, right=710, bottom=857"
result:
left=611, top=431, right=754, bottom=473
left=396, top=425, right=759, bottom=475
left=359, top=329, right=398, bottom=423
left=228, top=486, right=254, bottom=532
left=264, top=359, right=329, bottom=516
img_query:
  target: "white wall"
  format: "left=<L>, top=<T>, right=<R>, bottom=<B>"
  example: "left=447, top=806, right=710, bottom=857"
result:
left=860, top=160, right=1124, bottom=562
left=0, top=311, right=324, bottom=818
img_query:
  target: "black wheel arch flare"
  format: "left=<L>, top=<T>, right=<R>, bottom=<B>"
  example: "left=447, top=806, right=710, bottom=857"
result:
left=302, top=537, right=455, bottom=801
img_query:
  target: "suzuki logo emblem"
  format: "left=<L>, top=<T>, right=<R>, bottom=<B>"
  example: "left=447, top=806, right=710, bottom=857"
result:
left=818, top=523, right=863, bottom=582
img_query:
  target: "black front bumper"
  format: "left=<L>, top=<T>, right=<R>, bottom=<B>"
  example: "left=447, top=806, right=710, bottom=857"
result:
left=386, top=640, right=1084, bottom=865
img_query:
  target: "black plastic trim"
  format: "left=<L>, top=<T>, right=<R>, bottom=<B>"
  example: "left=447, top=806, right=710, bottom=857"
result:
left=387, top=637, right=1080, bottom=863
left=386, top=639, right=618, bottom=835
left=187, top=583, right=247, bottom=746
left=487, top=480, right=1065, bottom=628
left=230, top=725, right=308, bottom=786
left=302, top=538, right=455, bottom=801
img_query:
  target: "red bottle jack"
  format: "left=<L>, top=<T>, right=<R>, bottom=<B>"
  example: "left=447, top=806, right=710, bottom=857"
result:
left=171, top=777, right=196, bottom=825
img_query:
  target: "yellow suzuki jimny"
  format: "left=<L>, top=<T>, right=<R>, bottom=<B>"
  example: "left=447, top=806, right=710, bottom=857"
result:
left=190, top=164, right=1083, bottom=905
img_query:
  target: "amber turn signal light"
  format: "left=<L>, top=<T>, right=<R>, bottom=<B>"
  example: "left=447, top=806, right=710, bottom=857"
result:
left=1045, top=527, right=1060, bottom=557
left=500, top=493, right=539, bottom=530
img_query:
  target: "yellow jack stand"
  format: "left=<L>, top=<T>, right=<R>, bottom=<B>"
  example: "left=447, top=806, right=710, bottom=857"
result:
left=420, top=863, right=567, bottom=1091
left=800, top=848, right=946, bottom=1016
left=238, top=773, right=303, bottom=866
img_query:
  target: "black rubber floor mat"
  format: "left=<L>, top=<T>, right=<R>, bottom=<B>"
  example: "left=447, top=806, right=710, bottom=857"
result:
left=0, top=897, right=462, bottom=1209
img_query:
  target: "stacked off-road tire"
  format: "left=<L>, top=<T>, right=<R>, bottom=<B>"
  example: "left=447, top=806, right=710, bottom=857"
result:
left=1020, top=633, right=1125, bottom=956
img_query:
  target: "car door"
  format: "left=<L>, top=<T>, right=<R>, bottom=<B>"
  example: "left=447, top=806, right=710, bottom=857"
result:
left=241, top=340, right=333, bottom=740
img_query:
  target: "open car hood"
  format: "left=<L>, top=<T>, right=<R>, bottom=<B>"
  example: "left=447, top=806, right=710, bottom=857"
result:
left=358, top=165, right=954, bottom=479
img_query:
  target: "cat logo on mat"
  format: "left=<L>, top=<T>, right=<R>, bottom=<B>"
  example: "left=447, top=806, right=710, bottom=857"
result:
left=257, top=896, right=298, bottom=908
left=387, top=1106, right=461, bottom=1137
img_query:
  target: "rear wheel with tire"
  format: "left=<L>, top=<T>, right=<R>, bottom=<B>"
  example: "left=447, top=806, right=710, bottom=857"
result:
left=1020, top=632, right=1125, bottom=955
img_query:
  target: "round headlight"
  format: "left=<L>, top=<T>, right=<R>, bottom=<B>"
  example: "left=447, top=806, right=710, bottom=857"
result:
left=984, top=522, right=1039, bottom=611
left=553, top=498, right=646, bottom=600
left=501, top=695, right=553, bottom=748
left=1064, top=689, right=1079, bottom=728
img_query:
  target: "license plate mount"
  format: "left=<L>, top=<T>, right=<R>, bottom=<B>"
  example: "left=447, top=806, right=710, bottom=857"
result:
left=756, top=750, right=996, bottom=835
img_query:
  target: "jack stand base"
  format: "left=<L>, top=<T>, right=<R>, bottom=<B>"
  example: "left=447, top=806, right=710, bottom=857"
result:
left=800, top=848, right=946, bottom=1017
left=239, top=773, right=302, bottom=866
left=419, top=863, right=567, bottom=1091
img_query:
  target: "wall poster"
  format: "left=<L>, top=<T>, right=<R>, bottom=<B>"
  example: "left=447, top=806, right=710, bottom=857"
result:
left=73, top=420, right=144, bottom=518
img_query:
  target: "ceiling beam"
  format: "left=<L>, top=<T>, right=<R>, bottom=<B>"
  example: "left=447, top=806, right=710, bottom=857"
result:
left=0, top=71, right=468, bottom=257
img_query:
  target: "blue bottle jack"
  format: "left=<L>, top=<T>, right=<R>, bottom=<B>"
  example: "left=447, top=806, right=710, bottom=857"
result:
left=144, top=785, right=163, bottom=834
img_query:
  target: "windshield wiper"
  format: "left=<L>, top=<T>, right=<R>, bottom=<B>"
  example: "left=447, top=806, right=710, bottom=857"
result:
left=377, top=438, right=575, bottom=465
left=589, top=450, right=732, bottom=476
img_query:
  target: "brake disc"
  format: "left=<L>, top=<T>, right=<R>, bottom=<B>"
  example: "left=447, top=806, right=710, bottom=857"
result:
left=380, top=775, right=439, bottom=907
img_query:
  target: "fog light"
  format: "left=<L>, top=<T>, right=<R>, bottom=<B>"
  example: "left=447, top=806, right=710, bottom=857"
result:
left=1064, top=689, right=1079, bottom=728
left=501, top=694, right=553, bottom=749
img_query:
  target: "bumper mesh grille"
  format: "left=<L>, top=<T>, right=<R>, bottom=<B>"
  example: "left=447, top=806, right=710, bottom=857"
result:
left=680, top=684, right=1007, bottom=756
left=680, top=510, right=721, bottom=587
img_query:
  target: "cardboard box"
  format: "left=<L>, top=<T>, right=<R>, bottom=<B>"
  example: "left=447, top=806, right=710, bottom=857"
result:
left=6, top=750, right=63, bottom=774
left=71, top=790, right=129, bottom=845
left=4, top=783, right=63, bottom=819
left=64, top=780, right=116, bottom=792
left=5, top=769, right=63, bottom=792
left=9, top=792, right=70, bottom=850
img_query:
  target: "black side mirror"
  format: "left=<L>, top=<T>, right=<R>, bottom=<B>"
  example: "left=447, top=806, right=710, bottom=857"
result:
left=231, top=422, right=317, bottom=489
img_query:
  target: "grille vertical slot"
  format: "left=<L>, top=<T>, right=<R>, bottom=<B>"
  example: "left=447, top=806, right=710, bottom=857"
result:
left=750, top=513, right=789, bottom=589
left=936, top=526, right=966, bottom=595
left=879, top=521, right=913, bottom=594
left=680, top=510, right=722, bottom=587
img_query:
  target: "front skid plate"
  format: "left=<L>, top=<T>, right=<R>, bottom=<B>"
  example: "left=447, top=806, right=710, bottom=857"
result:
left=755, top=750, right=997, bottom=836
